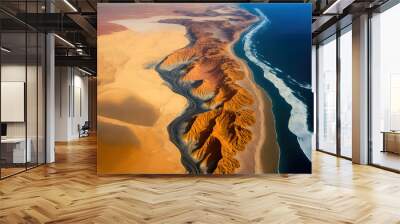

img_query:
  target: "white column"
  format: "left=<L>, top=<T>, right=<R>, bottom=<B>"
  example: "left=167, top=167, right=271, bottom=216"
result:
left=55, top=67, right=73, bottom=141
left=46, top=33, right=55, bottom=163
left=352, top=14, right=369, bottom=164
left=45, top=0, right=56, bottom=163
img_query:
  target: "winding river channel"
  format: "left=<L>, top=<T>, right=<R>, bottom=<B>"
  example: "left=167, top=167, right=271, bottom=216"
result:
left=155, top=63, right=206, bottom=174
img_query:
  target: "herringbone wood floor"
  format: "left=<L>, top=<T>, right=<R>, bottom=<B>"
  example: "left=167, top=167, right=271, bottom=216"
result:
left=1, top=136, right=400, bottom=224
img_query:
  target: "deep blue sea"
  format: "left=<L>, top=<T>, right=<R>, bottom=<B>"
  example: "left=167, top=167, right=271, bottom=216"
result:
left=234, top=4, right=313, bottom=173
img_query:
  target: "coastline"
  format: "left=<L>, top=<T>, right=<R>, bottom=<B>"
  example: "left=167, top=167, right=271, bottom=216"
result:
left=227, top=14, right=280, bottom=173
left=239, top=7, right=312, bottom=173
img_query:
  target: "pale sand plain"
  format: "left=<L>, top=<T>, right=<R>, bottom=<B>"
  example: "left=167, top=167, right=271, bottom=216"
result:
left=97, top=21, right=189, bottom=174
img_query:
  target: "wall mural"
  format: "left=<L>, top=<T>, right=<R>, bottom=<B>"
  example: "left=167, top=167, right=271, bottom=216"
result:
left=97, top=3, right=312, bottom=174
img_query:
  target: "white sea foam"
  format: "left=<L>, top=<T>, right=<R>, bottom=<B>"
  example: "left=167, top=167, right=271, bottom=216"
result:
left=244, top=9, right=312, bottom=160
left=285, top=73, right=312, bottom=90
left=255, top=53, right=312, bottom=91
left=275, top=68, right=283, bottom=73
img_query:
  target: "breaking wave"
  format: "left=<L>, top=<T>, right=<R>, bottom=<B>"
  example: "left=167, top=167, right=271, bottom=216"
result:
left=243, top=8, right=312, bottom=160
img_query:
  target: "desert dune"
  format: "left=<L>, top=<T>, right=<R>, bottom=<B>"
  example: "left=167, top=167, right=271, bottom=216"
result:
left=156, top=7, right=265, bottom=174
left=98, top=4, right=281, bottom=174
left=97, top=20, right=189, bottom=174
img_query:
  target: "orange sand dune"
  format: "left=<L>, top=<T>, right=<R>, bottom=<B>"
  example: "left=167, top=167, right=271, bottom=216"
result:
left=158, top=7, right=260, bottom=174
left=159, top=48, right=197, bottom=71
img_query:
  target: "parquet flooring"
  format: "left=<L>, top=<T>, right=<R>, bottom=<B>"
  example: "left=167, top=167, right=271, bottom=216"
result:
left=0, top=136, right=400, bottom=223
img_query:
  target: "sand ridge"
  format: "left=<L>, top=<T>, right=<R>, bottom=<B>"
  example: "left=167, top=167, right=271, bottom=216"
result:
left=157, top=6, right=273, bottom=174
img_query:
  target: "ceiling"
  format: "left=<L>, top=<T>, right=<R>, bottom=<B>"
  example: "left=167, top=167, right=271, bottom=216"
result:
left=0, top=0, right=392, bottom=74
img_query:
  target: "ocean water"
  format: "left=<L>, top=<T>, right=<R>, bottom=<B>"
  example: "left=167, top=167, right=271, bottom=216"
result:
left=234, top=4, right=313, bottom=173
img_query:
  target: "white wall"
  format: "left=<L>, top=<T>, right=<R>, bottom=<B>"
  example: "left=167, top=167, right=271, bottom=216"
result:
left=1, top=63, right=46, bottom=164
left=54, top=67, right=89, bottom=141
left=72, top=73, right=89, bottom=138
left=1, top=65, right=37, bottom=138
left=1, top=65, right=26, bottom=142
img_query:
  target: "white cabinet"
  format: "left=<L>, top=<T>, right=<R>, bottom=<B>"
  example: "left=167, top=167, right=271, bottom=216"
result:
left=1, top=138, right=32, bottom=163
